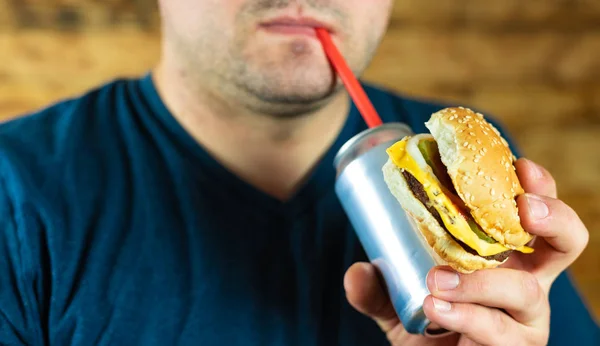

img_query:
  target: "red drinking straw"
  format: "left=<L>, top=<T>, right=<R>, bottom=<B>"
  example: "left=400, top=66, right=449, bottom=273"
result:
left=315, top=28, right=383, bottom=129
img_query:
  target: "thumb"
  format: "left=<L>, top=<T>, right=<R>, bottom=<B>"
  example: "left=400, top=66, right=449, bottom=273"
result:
left=344, top=262, right=400, bottom=333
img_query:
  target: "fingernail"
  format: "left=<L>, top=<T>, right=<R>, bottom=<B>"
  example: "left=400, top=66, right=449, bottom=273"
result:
left=526, top=194, right=549, bottom=220
left=434, top=269, right=459, bottom=291
left=432, top=297, right=452, bottom=312
left=527, top=159, right=544, bottom=180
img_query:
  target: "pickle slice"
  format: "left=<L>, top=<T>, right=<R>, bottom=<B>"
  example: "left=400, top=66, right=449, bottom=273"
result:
left=418, top=139, right=497, bottom=244
left=466, top=217, right=497, bottom=244
left=417, top=139, right=455, bottom=193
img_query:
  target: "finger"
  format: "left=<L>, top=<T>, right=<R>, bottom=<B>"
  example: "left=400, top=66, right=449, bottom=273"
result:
left=423, top=296, right=545, bottom=346
left=518, top=193, right=589, bottom=256
left=344, top=262, right=399, bottom=333
left=517, top=193, right=589, bottom=285
left=426, top=267, right=549, bottom=327
left=514, top=158, right=557, bottom=198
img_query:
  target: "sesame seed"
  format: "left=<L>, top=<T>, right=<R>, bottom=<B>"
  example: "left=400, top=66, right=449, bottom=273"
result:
left=474, top=158, right=480, bottom=163
left=493, top=203, right=500, bottom=208
left=491, top=177, right=497, bottom=182
left=468, top=124, right=473, bottom=129
left=451, top=109, right=457, bottom=114
left=501, top=204, right=506, bottom=209
left=476, top=139, right=482, bottom=144
left=484, top=183, right=491, bottom=187
left=463, top=141, right=468, bottom=147
left=466, top=180, right=473, bottom=185
left=503, top=193, right=510, bottom=198
left=470, top=195, right=475, bottom=202
left=469, top=132, right=475, bottom=136
left=465, top=192, right=471, bottom=199
left=505, top=177, right=510, bottom=182
left=477, top=171, right=484, bottom=176
left=490, top=188, right=496, bottom=196
left=510, top=188, right=515, bottom=193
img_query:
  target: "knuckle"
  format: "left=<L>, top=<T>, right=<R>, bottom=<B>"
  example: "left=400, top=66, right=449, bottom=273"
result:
left=490, top=308, right=510, bottom=336
left=521, top=272, right=542, bottom=303
left=562, top=203, right=578, bottom=224
left=575, top=229, right=590, bottom=254
left=576, top=225, right=590, bottom=252
left=547, top=176, right=557, bottom=193
left=526, top=328, right=550, bottom=346
left=456, top=303, right=478, bottom=332
left=545, top=199, right=590, bottom=256
left=562, top=204, right=589, bottom=252
left=470, top=274, right=491, bottom=296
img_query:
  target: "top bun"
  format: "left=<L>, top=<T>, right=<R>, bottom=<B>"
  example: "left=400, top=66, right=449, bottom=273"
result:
left=425, top=107, right=533, bottom=248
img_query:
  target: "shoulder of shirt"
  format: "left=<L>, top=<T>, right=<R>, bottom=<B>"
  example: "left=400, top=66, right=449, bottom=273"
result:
left=0, top=77, right=132, bottom=144
left=0, top=77, right=137, bottom=200
left=360, top=81, right=522, bottom=157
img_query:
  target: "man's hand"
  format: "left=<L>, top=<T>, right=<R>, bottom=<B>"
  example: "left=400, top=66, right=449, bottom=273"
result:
left=344, top=158, right=590, bottom=345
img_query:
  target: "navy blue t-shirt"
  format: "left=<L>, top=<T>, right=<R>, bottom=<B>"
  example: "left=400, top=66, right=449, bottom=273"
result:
left=0, top=74, right=597, bottom=345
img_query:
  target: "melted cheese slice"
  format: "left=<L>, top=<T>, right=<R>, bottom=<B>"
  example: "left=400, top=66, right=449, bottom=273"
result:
left=387, top=138, right=533, bottom=257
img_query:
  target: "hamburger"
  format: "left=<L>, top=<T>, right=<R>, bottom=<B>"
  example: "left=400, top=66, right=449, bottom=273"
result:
left=382, top=107, right=534, bottom=273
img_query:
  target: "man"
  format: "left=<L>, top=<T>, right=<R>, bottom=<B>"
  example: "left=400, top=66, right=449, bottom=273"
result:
left=0, top=0, right=597, bottom=345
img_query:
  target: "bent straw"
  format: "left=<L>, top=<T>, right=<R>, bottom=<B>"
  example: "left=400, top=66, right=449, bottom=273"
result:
left=315, top=28, right=383, bottom=129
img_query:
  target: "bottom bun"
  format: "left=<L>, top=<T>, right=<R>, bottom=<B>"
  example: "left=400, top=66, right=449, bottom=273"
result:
left=382, top=159, right=506, bottom=274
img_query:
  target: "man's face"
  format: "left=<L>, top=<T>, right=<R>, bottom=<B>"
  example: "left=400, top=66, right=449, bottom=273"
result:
left=159, top=0, right=394, bottom=115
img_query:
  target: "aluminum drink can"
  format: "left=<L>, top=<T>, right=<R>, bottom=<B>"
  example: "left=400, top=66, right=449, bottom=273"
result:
left=334, top=122, right=452, bottom=337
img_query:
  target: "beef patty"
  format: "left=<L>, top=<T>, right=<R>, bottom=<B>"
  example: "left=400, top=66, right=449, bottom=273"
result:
left=402, top=170, right=512, bottom=262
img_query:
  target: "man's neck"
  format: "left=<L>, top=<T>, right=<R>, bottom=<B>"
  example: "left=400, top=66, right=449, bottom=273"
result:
left=152, top=63, right=350, bottom=201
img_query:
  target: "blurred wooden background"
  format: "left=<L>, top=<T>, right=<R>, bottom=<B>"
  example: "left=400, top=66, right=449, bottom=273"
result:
left=0, top=0, right=598, bottom=319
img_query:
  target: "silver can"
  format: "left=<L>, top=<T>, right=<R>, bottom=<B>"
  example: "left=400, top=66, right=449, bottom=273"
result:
left=334, top=122, right=452, bottom=337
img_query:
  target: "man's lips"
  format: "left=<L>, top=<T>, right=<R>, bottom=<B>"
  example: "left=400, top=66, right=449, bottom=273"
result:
left=259, top=16, right=335, bottom=37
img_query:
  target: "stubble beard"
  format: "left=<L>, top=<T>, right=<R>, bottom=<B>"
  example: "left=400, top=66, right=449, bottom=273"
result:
left=167, top=2, right=381, bottom=118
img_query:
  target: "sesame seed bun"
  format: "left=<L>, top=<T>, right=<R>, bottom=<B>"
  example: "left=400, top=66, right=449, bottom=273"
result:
left=424, top=107, right=533, bottom=249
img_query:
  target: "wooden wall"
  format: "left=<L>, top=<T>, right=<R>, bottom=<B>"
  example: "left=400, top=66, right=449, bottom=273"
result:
left=1, top=1, right=599, bottom=318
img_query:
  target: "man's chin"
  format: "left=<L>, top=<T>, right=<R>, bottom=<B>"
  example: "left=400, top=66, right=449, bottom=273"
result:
left=256, top=88, right=335, bottom=104
left=241, top=83, right=345, bottom=117
left=235, top=80, right=344, bottom=116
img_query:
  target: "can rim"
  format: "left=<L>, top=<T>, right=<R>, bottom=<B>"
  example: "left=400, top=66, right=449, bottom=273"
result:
left=333, top=122, right=413, bottom=173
